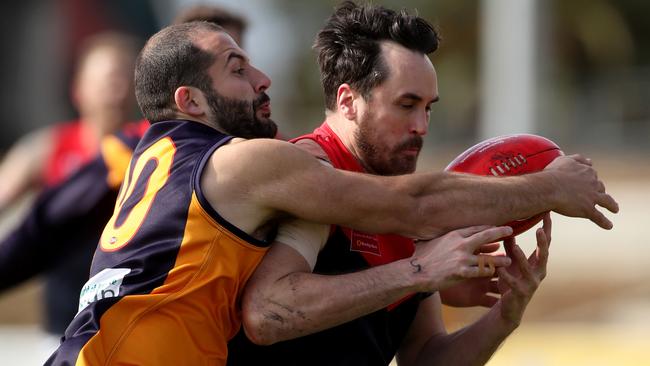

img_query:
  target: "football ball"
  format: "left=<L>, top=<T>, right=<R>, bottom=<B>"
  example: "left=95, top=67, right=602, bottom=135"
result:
left=445, top=134, right=563, bottom=237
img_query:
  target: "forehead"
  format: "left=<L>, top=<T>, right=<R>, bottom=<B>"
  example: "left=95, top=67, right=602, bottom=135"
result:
left=77, top=47, right=133, bottom=80
left=377, top=41, right=438, bottom=98
left=193, top=30, right=247, bottom=64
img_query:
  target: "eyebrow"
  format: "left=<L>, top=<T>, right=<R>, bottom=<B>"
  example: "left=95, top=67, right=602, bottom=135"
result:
left=400, top=93, right=440, bottom=104
left=226, top=52, right=248, bottom=66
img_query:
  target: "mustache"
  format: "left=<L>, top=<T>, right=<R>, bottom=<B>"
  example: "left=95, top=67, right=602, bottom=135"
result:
left=253, top=92, right=270, bottom=109
left=397, top=136, right=423, bottom=151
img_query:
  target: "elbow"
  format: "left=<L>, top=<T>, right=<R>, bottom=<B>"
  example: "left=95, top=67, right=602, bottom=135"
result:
left=241, top=297, right=283, bottom=346
left=241, top=313, right=278, bottom=346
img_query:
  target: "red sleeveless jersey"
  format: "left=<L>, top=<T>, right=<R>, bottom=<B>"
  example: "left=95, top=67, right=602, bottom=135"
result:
left=43, top=120, right=97, bottom=186
left=291, top=123, right=415, bottom=275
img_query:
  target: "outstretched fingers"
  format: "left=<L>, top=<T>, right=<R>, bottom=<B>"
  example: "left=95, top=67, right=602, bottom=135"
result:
left=476, top=242, right=501, bottom=254
left=467, top=254, right=511, bottom=278
left=511, top=244, right=536, bottom=284
left=455, top=225, right=495, bottom=238
left=597, top=192, right=620, bottom=214
left=542, top=213, right=552, bottom=246
left=477, top=255, right=495, bottom=276
left=466, top=226, right=513, bottom=252
left=588, top=207, right=614, bottom=230
left=532, top=227, right=549, bottom=278
left=590, top=178, right=619, bottom=229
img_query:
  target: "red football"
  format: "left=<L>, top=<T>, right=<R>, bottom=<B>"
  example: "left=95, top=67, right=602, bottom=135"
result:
left=445, top=134, right=564, bottom=237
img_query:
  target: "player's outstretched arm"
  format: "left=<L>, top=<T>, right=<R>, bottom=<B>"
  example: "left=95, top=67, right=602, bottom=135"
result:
left=210, top=139, right=618, bottom=239
left=240, top=224, right=512, bottom=345
left=208, top=138, right=432, bottom=238
left=396, top=214, right=552, bottom=366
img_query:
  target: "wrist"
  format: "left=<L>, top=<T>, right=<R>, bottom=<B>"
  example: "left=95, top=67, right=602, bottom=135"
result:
left=400, top=255, right=443, bottom=294
left=492, top=303, right=521, bottom=335
left=531, top=171, right=561, bottom=211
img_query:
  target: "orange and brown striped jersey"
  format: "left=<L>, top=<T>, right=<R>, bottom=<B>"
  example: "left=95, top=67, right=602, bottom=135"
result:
left=46, top=120, right=270, bottom=366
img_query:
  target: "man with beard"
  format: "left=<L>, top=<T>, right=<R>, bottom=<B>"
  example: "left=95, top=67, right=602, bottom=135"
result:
left=228, top=3, right=571, bottom=365
left=0, top=5, right=249, bottom=361
left=45, top=18, right=617, bottom=366
left=0, top=5, right=250, bottom=296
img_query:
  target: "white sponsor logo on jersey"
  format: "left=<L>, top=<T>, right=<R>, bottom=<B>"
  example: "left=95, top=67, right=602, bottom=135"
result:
left=78, top=268, right=131, bottom=313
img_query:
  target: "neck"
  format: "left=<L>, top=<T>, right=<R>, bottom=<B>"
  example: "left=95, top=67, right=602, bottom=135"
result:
left=81, top=109, right=126, bottom=138
left=173, top=112, right=223, bottom=131
left=323, top=112, right=373, bottom=173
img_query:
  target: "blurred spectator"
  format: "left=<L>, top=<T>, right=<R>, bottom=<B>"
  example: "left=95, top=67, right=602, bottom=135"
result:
left=0, top=31, right=138, bottom=344
left=0, top=32, right=138, bottom=213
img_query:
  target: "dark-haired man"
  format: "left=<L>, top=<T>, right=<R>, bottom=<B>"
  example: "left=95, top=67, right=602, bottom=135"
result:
left=228, top=2, right=584, bottom=365
left=46, top=13, right=615, bottom=366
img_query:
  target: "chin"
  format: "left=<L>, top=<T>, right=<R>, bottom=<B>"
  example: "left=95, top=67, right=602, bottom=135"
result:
left=394, top=161, right=418, bottom=175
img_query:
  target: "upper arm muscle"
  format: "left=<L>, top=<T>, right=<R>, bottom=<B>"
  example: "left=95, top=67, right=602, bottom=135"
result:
left=208, top=138, right=414, bottom=234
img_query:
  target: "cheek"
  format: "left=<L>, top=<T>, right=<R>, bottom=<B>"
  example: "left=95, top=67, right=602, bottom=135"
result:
left=218, top=79, right=255, bottom=100
left=370, top=133, right=395, bottom=154
left=382, top=117, right=410, bottom=144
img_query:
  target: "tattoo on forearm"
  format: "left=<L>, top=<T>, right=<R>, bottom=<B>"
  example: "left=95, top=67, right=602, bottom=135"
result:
left=410, top=259, right=422, bottom=273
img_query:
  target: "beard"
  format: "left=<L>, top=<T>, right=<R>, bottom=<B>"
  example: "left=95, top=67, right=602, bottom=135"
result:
left=204, top=89, right=277, bottom=139
left=355, top=110, right=423, bottom=176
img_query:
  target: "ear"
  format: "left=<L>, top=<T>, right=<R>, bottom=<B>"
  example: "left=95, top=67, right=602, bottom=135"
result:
left=336, top=83, right=358, bottom=120
left=174, top=86, right=206, bottom=117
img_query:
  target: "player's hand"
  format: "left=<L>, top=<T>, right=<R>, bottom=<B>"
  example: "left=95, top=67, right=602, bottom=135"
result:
left=439, top=277, right=499, bottom=308
left=411, top=226, right=512, bottom=293
left=439, top=242, right=502, bottom=307
left=544, top=154, right=619, bottom=229
left=496, top=213, right=551, bottom=327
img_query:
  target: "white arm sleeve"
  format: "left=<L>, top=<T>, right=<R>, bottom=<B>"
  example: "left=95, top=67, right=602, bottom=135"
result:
left=275, top=219, right=329, bottom=271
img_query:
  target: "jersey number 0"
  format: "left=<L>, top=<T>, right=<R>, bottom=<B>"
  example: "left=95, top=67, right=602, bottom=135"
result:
left=100, top=137, right=176, bottom=252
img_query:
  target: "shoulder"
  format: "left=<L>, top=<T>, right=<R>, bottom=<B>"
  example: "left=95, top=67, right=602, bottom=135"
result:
left=211, top=138, right=322, bottom=176
left=201, top=137, right=338, bottom=212
left=293, top=139, right=330, bottom=163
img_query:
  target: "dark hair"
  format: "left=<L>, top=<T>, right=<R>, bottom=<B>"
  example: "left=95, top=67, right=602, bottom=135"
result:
left=172, top=4, right=247, bottom=35
left=314, top=1, right=440, bottom=110
left=134, top=21, right=222, bottom=123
